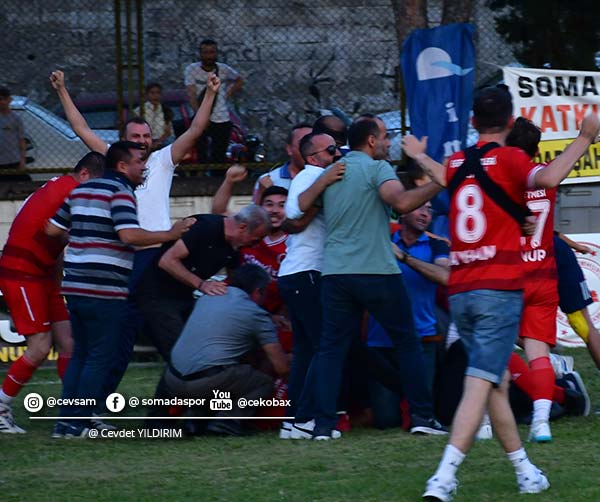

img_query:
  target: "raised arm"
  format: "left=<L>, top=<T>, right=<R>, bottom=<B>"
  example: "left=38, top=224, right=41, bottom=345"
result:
left=211, top=164, right=248, bottom=215
left=170, top=73, right=221, bottom=165
left=533, top=114, right=600, bottom=188
left=50, top=70, right=108, bottom=154
left=401, top=135, right=447, bottom=187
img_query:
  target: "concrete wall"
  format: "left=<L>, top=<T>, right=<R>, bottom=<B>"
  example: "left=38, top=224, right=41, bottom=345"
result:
left=2, top=0, right=516, bottom=161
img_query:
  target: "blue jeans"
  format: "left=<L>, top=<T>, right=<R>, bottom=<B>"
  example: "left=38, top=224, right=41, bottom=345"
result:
left=278, top=271, right=322, bottom=418
left=297, top=274, right=434, bottom=436
left=60, top=296, right=129, bottom=421
left=450, top=289, right=523, bottom=384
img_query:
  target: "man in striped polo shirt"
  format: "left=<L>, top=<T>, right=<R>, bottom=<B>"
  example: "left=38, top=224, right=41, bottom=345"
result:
left=47, top=141, right=194, bottom=438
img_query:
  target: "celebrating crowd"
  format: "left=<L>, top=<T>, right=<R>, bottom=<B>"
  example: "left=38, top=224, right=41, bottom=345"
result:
left=0, top=49, right=599, bottom=502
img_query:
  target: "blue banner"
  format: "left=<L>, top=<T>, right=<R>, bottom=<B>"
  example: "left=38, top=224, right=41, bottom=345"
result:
left=401, top=23, right=476, bottom=163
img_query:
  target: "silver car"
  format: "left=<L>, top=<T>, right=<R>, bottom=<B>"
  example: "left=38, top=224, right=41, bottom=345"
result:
left=10, top=96, right=117, bottom=178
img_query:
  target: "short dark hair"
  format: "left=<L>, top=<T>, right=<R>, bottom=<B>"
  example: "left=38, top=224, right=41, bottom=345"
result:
left=120, top=116, right=151, bottom=140
left=229, top=264, right=271, bottom=295
left=348, top=117, right=380, bottom=150
left=0, top=87, right=10, bottom=98
left=106, top=141, right=144, bottom=171
left=299, top=132, right=319, bottom=162
left=313, top=115, right=348, bottom=146
left=285, top=122, right=312, bottom=146
left=74, top=152, right=105, bottom=177
left=199, top=38, right=217, bottom=48
left=505, top=117, right=542, bottom=158
left=260, top=185, right=288, bottom=204
left=145, top=82, right=162, bottom=93
left=473, top=85, right=513, bottom=133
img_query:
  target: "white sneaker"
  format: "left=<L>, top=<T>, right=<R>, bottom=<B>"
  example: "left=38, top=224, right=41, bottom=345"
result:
left=476, top=414, right=493, bottom=440
left=549, top=353, right=574, bottom=378
left=422, top=474, right=458, bottom=501
left=290, top=420, right=314, bottom=439
left=0, top=403, right=26, bottom=434
left=279, top=421, right=292, bottom=439
left=517, top=467, right=550, bottom=494
left=290, top=419, right=341, bottom=440
left=528, top=420, right=552, bottom=443
left=91, top=414, right=118, bottom=431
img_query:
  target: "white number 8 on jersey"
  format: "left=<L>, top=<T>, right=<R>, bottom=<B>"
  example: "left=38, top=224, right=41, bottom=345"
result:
left=455, top=184, right=486, bottom=243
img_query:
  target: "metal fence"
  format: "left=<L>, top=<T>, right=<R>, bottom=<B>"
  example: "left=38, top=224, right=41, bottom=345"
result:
left=1, top=0, right=515, bottom=173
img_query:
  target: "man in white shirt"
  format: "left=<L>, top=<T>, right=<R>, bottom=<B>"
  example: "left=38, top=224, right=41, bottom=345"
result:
left=277, top=132, right=343, bottom=439
left=184, top=38, right=243, bottom=163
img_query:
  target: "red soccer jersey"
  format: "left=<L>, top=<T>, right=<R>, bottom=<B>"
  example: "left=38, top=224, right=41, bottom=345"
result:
left=446, top=143, right=540, bottom=295
left=521, top=172, right=558, bottom=283
left=0, top=175, right=78, bottom=278
left=240, top=233, right=288, bottom=313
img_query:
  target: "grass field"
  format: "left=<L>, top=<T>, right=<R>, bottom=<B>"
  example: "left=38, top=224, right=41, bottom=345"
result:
left=2, top=349, right=599, bottom=502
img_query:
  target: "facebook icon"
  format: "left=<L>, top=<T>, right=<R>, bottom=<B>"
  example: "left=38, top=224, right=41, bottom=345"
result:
left=105, top=392, right=126, bottom=413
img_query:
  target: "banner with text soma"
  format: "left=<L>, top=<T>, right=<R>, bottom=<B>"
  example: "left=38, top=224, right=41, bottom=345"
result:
left=503, top=67, right=600, bottom=181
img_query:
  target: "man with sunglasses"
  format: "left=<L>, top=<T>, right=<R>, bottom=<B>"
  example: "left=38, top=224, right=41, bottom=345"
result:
left=277, top=132, right=342, bottom=439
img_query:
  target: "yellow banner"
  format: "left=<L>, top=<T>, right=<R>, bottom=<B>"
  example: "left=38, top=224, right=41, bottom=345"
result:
left=535, top=139, right=600, bottom=179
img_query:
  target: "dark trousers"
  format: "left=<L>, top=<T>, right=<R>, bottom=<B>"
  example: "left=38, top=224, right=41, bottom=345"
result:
left=60, top=296, right=128, bottom=421
left=297, top=274, right=434, bottom=436
left=278, top=271, right=322, bottom=418
left=158, top=364, right=273, bottom=418
left=136, top=288, right=194, bottom=363
left=197, top=121, right=232, bottom=163
left=100, top=248, right=161, bottom=405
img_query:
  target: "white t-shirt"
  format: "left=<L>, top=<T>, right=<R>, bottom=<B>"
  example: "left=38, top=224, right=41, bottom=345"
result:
left=135, top=144, right=175, bottom=231
left=184, top=62, right=240, bottom=123
left=278, top=165, right=326, bottom=276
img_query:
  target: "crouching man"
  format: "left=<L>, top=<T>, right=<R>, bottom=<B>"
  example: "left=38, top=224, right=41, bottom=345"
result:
left=153, top=264, right=289, bottom=435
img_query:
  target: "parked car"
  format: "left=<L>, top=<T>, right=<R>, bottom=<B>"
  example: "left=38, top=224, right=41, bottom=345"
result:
left=10, top=96, right=117, bottom=177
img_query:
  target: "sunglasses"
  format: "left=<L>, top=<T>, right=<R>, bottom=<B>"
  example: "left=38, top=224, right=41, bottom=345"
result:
left=308, top=144, right=337, bottom=156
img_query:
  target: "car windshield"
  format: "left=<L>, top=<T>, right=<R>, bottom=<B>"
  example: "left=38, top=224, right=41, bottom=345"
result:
left=25, top=102, right=78, bottom=139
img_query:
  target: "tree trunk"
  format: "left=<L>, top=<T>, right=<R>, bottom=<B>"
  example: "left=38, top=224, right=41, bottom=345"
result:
left=391, top=0, right=428, bottom=49
left=441, top=0, right=474, bottom=24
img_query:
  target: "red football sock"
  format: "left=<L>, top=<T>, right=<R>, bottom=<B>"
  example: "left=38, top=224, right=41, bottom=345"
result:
left=2, top=354, right=38, bottom=398
left=508, top=353, right=529, bottom=380
left=509, top=353, right=565, bottom=404
left=509, top=354, right=554, bottom=401
left=553, top=385, right=566, bottom=404
left=56, top=353, right=72, bottom=381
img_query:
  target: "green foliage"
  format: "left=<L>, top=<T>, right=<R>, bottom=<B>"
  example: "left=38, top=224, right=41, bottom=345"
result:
left=488, top=0, right=600, bottom=70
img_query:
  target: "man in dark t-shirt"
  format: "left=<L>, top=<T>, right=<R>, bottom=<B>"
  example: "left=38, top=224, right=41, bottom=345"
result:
left=135, top=205, right=271, bottom=361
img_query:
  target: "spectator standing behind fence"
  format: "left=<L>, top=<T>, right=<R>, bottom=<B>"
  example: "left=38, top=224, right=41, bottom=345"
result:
left=133, top=83, right=174, bottom=149
left=185, top=38, right=243, bottom=163
left=0, top=87, right=29, bottom=182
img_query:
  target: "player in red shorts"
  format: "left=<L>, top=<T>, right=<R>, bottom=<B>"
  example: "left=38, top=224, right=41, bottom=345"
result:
left=505, top=117, right=560, bottom=443
left=0, top=152, right=105, bottom=433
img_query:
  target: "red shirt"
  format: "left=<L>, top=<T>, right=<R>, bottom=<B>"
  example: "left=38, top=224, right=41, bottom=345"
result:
left=521, top=174, right=558, bottom=283
left=0, top=175, right=78, bottom=278
left=240, top=233, right=287, bottom=313
left=446, top=143, right=540, bottom=295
